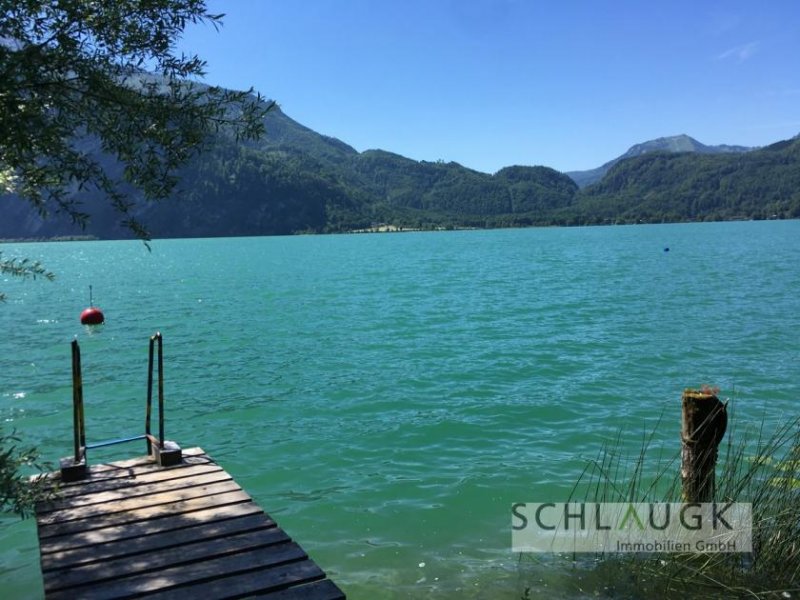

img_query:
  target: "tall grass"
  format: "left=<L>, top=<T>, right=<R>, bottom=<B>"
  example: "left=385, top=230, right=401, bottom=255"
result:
left=519, top=409, right=800, bottom=599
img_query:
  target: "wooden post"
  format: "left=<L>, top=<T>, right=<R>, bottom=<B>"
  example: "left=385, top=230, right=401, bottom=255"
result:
left=681, top=389, right=728, bottom=502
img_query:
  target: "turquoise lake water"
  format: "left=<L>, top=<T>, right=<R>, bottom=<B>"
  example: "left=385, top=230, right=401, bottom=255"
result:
left=1, top=221, right=799, bottom=599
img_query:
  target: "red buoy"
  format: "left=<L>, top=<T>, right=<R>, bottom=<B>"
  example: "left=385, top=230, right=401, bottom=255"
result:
left=80, top=306, right=105, bottom=325
left=80, top=285, right=105, bottom=325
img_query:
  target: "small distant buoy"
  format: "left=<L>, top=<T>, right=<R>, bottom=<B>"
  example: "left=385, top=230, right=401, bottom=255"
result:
left=80, top=285, right=105, bottom=325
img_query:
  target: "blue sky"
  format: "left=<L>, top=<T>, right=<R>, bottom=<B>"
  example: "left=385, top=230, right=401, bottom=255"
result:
left=177, top=0, right=800, bottom=174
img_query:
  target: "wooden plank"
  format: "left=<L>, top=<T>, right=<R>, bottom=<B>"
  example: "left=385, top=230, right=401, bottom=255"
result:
left=138, top=559, right=326, bottom=600
left=49, top=447, right=209, bottom=489
left=46, top=543, right=309, bottom=600
left=38, top=489, right=254, bottom=539
left=44, top=448, right=210, bottom=495
left=40, top=469, right=233, bottom=513
left=251, top=579, right=346, bottom=600
left=39, top=500, right=266, bottom=554
left=45, top=526, right=291, bottom=591
left=37, top=479, right=242, bottom=526
left=81, top=447, right=206, bottom=472
left=41, top=512, right=277, bottom=571
left=42, top=462, right=225, bottom=502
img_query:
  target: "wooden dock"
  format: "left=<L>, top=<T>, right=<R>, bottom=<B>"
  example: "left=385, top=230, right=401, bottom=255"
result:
left=35, top=447, right=345, bottom=599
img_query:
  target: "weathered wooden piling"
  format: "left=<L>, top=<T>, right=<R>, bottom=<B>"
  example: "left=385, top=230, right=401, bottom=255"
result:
left=680, top=388, right=728, bottom=502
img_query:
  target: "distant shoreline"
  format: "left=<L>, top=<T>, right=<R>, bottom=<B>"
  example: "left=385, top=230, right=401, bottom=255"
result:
left=1, top=217, right=796, bottom=244
left=0, top=235, right=99, bottom=243
left=348, top=224, right=479, bottom=234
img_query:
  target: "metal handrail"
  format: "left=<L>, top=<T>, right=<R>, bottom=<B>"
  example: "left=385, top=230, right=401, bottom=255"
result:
left=145, top=331, right=166, bottom=453
left=70, top=339, right=85, bottom=464
left=70, top=332, right=167, bottom=462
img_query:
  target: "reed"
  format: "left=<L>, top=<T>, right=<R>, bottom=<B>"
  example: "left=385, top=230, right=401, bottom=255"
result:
left=520, top=407, right=800, bottom=599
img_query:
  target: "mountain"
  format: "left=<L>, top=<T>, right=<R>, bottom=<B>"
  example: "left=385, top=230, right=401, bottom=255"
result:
left=566, top=134, right=753, bottom=188
left=1, top=91, right=797, bottom=240
left=0, top=102, right=579, bottom=239
left=570, top=136, right=800, bottom=223
left=353, top=151, right=577, bottom=217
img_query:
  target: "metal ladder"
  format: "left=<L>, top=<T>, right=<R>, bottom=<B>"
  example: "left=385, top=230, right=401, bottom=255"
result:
left=60, top=332, right=182, bottom=482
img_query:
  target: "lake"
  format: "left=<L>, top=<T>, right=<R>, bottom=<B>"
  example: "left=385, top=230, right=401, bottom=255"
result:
left=1, top=221, right=799, bottom=598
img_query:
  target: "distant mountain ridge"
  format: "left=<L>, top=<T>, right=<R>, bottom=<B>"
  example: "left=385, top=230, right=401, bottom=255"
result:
left=1, top=86, right=798, bottom=240
left=566, top=134, right=754, bottom=188
left=572, top=136, right=800, bottom=223
left=0, top=103, right=580, bottom=238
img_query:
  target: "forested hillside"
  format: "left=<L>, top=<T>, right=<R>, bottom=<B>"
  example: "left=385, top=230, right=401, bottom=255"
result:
left=1, top=97, right=797, bottom=240
left=0, top=103, right=579, bottom=238
left=572, top=137, right=800, bottom=224
left=566, top=134, right=753, bottom=188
